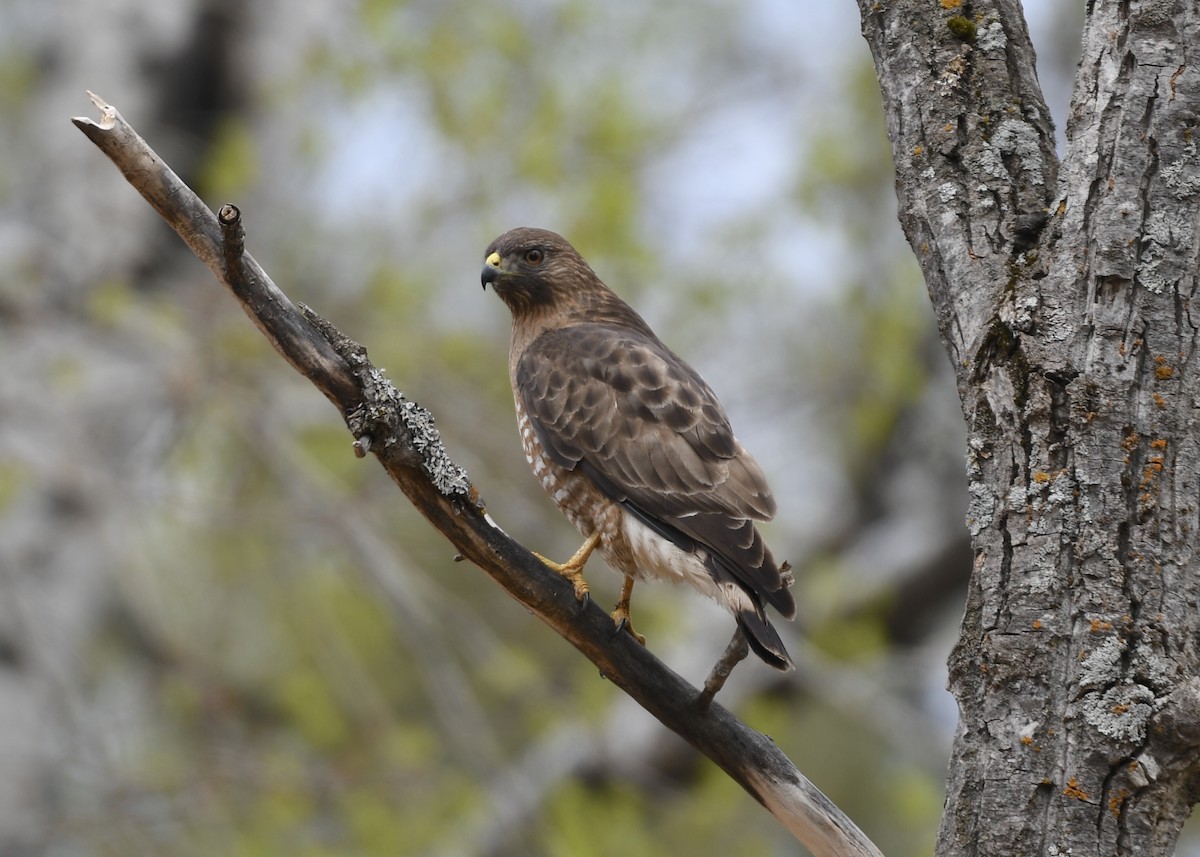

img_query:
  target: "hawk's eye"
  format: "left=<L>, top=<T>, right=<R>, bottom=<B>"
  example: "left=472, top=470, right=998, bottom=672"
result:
left=524, top=248, right=544, bottom=265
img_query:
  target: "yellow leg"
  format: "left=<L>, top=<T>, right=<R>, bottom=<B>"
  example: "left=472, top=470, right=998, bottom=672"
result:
left=611, top=576, right=646, bottom=646
left=533, top=531, right=600, bottom=602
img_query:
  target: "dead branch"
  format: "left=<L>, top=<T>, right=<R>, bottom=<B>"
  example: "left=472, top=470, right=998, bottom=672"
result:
left=73, top=91, right=884, bottom=857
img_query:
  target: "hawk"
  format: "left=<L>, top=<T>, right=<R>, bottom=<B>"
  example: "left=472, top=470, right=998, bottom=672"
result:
left=482, top=227, right=794, bottom=670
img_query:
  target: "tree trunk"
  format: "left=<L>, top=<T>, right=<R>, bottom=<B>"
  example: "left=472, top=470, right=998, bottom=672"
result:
left=856, top=0, right=1200, bottom=853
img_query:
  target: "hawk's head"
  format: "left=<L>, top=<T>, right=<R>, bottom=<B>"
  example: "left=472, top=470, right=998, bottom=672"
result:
left=481, top=227, right=600, bottom=316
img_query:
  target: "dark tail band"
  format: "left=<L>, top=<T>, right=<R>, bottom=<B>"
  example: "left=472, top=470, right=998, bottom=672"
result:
left=736, top=608, right=793, bottom=671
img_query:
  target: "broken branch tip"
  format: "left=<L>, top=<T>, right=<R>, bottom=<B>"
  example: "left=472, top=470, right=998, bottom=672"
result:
left=72, top=91, right=117, bottom=130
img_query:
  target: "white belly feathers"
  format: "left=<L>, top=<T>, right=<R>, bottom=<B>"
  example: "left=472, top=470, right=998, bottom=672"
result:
left=621, top=513, right=715, bottom=594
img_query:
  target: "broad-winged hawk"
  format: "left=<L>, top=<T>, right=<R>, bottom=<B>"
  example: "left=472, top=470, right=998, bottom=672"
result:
left=482, top=227, right=794, bottom=670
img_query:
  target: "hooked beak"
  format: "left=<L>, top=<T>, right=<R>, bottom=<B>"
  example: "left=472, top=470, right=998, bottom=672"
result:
left=481, top=251, right=503, bottom=289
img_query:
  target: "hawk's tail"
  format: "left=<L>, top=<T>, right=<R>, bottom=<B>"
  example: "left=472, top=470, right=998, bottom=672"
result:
left=708, top=554, right=793, bottom=671
left=735, top=606, right=793, bottom=671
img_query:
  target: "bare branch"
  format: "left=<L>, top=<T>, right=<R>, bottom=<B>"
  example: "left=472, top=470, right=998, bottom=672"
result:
left=72, top=93, right=884, bottom=857
left=698, top=628, right=750, bottom=710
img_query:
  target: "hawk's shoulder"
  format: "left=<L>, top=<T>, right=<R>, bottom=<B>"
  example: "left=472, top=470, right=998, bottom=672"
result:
left=514, top=323, right=775, bottom=522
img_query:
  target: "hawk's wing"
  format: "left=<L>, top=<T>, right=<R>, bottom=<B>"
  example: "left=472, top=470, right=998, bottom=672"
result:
left=515, top=323, right=794, bottom=618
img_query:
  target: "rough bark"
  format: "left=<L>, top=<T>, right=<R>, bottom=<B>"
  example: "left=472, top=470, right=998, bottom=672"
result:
left=856, top=0, right=1200, bottom=853
left=73, top=93, right=883, bottom=857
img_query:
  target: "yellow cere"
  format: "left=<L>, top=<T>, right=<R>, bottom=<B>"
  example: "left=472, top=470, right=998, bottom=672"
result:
left=486, top=251, right=502, bottom=266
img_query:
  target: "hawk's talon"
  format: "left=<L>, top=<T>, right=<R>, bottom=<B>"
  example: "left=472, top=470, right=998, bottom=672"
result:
left=610, top=577, right=646, bottom=645
left=611, top=613, right=647, bottom=647
left=532, top=531, right=600, bottom=604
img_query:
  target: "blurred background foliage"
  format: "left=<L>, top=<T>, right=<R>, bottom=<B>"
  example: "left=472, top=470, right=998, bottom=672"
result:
left=0, top=1, right=1085, bottom=855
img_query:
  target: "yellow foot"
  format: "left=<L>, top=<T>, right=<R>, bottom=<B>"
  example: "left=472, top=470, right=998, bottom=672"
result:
left=533, top=531, right=600, bottom=602
left=533, top=552, right=590, bottom=601
left=610, top=577, right=646, bottom=646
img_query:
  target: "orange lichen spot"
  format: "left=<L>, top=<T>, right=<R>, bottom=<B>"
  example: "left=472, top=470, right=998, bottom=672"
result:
left=1122, top=431, right=1140, bottom=452
left=1032, top=618, right=1043, bottom=630
left=943, top=122, right=955, bottom=133
left=940, top=0, right=963, bottom=7
left=1112, top=703, right=1130, bottom=714
left=1154, top=354, right=1174, bottom=379
left=1141, top=456, right=1165, bottom=489
left=1063, top=777, right=1090, bottom=800
left=1090, top=618, right=1113, bottom=632
left=1020, top=735, right=1034, bottom=746
left=1150, top=438, right=1168, bottom=451
left=1056, top=199, right=1067, bottom=216
left=1153, top=392, right=1167, bottom=408
left=1032, top=471, right=1051, bottom=484
left=912, top=144, right=925, bottom=156
left=1109, top=788, right=1129, bottom=816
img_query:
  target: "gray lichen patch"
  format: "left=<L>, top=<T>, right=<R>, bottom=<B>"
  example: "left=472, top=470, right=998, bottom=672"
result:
left=976, top=20, right=1007, bottom=52
left=360, top=366, right=472, bottom=500
left=1082, top=683, right=1155, bottom=743
left=398, top=398, right=472, bottom=498
left=1162, top=140, right=1200, bottom=199
left=1078, top=635, right=1171, bottom=744
left=1131, top=639, right=1176, bottom=692
left=1137, top=208, right=1193, bottom=294
left=1079, top=636, right=1125, bottom=688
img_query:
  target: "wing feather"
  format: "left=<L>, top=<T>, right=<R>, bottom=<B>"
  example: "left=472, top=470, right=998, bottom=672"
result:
left=516, top=323, right=793, bottom=618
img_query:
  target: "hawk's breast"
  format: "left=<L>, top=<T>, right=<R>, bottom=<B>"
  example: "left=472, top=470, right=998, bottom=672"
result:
left=517, top=403, right=611, bottom=533
left=517, top=400, right=717, bottom=594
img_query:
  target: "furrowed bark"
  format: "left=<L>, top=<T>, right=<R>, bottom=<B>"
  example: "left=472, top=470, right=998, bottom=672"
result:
left=855, top=2, right=1200, bottom=854
left=72, top=91, right=883, bottom=857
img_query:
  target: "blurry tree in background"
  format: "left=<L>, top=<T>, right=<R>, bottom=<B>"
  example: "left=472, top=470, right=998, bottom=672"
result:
left=0, top=2, right=1125, bottom=856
